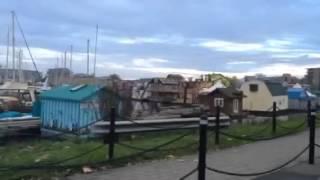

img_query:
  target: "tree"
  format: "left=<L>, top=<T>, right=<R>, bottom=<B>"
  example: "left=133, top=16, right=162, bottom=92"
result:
left=108, top=74, right=121, bottom=81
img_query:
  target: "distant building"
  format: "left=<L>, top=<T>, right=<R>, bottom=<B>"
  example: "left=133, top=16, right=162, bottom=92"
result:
left=183, top=80, right=213, bottom=104
left=40, top=84, right=103, bottom=133
left=240, top=80, right=288, bottom=111
left=70, top=73, right=95, bottom=85
left=245, top=74, right=300, bottom=87
left=148, top=77, right=184, bottom=102
left=307, top=68, right=320, bottom=90
left=0, top=68, right=41, bottom=83
left=288, top=84, right=317, bottom=110
left=47, top=68, right=72, bottom=87
left=199, top=87, right=244, bottom=115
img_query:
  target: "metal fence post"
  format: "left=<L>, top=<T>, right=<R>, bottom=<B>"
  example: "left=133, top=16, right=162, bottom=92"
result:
left=108, top=107, right=116, bottom=160
left=198, top=114, right=208, bottom=180
left=307, top=100, right=311, bottom=127
left=309, top=110, right=316, bottom=164
left=272, top=102, right=277, bottom=135
left=215, top=105, right=220, bottom=145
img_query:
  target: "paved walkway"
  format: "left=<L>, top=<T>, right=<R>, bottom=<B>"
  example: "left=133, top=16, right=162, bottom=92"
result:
left=68, top=129, right=320, bottom=180
left=255, top=163, right=320, bottom=180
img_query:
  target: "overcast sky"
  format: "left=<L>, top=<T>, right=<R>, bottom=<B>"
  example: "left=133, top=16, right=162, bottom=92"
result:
left=1, top=0, right=320, bottom=79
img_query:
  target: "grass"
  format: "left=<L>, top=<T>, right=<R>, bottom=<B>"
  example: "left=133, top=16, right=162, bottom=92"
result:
left=0, top=114, right=309, bottom=180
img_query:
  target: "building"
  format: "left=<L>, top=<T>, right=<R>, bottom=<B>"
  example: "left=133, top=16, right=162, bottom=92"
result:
left=47, top=68, right=72, bottom=87
left=240, top=80, right=288, bottom=111
left=70, top=74, right=95, bottom=85
left=148, top=77, right=184, bottom=102
left=199, top=87, right=244, bottom=115
left=288, top=84, right=317, bottom=110
left=307, top=68, right=320, bottom=90
left=0, top=68, right=41, bottom=83
left=183, top=80, right=213, bottom=104
left=40, top=84, right=103, bottom=133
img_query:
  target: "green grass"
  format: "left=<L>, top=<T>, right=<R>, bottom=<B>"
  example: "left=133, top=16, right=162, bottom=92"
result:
left=0, top=114, right=309, bottom=180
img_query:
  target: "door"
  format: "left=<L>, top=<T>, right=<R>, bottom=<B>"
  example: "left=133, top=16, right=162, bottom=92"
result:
left=233, top=99, right=239, bottom=113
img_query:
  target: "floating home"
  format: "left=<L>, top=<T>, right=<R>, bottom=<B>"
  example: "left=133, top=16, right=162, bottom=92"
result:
left=40, top=84, right=104, bottom=133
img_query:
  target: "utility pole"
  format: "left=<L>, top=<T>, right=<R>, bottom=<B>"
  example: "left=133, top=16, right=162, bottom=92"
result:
left=11, top=11, right=16, bottom=82
left=94, top=24, right=98, bottom=76
left=87, top=39, right=90, bottom=75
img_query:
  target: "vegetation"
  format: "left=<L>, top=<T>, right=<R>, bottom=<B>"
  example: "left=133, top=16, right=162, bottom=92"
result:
left=0, top=114, right=309, bottom=179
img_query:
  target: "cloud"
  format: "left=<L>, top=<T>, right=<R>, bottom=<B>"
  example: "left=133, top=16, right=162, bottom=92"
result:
left=132, top=58, right=169, bottom=67
left=248, top=63, right=320, bottom=77
left=100, top=34, right=185, bottom=45
left=226, top=61, right=256, bottom=65
left=197, top=40, right=263, bottom=52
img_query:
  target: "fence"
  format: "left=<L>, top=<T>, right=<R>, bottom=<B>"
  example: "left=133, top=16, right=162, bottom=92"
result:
left=180, top=100, right=317, bottom=180
left=0, top=96, right=317, bottom=180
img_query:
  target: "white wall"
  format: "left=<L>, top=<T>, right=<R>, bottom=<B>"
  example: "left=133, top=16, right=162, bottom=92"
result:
left=241, top=80, right=273, bottom=111
left=272, top=95, right=288, bottom=110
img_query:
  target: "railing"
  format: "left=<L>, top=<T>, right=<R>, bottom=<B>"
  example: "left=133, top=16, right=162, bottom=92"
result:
left=0, top=95, right=318, bottom=180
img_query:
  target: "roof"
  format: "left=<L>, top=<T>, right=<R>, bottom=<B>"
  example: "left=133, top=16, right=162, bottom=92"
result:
left=150, top=78, right=179, bottom=85
left=264, top=81, right=287, bottom=96
left=199, top=80, right=225, bottom=95
left=201, top=87, right=244, bottom=98
left=40, top=84, right=102, bottom=101
left=215, top=87, right=244, bottom=98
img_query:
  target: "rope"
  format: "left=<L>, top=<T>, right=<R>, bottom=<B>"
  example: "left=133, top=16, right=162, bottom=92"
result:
left=118, top=139, right=198, bottom=152
left=206, top=145, right=308, bottom=177
left=0, top=144, right=105, bottom=171
left=315, top=144, right=320, bottom=149
left=14, top=13, right=42, bottom=81
left=0, top=131, right=195, bottom=171
left=277, top=119, right=306, bottom=130
left=245, top=124, right=271, bottom=137
left=179, top=167, right=197, bottom=180
left=117, top=131, right=196, bottom=152
left=220, top=121, right=305, bottom=142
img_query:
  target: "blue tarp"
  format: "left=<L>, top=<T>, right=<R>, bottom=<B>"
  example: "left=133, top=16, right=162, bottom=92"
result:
left=288, top=88, right=316, bottom=100
left=0, top=111, right=23, bottom=119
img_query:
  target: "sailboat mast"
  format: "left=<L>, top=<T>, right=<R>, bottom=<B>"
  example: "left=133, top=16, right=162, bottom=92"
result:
left=18, top=49, right=23, bottom=82
left=70, top=45, right=73, bottom=71
left=93, top=24, right=98, bottom=77
left=11, top=11, right=15, bottom=82
left=64, top=50, right=67, bottom=68
left=87, top=39, right=90, bottom=75
left=5, top=27, right=10, bottom=81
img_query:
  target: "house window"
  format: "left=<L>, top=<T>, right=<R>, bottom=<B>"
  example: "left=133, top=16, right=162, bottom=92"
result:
left=214, top=98, right=224, bottom=107
left=233, top=99, right=239, bottom=113
left=249, top=84, right=258, bottom=92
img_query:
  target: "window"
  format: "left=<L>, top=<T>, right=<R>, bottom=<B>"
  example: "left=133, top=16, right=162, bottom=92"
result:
left=214, top=98, right=224, bottom=107
left=233, top=99, right=239, bottom=113
left=249, top=84, right=258, bottom=92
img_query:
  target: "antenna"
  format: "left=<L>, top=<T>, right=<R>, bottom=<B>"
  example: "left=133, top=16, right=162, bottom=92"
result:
left=87, top=39, right=90, bottom=75
left=94, top=24, right=98, bottom=76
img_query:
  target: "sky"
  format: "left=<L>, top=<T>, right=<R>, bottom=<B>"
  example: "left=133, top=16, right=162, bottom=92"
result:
left=1, top=0, right=320, bottom=79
